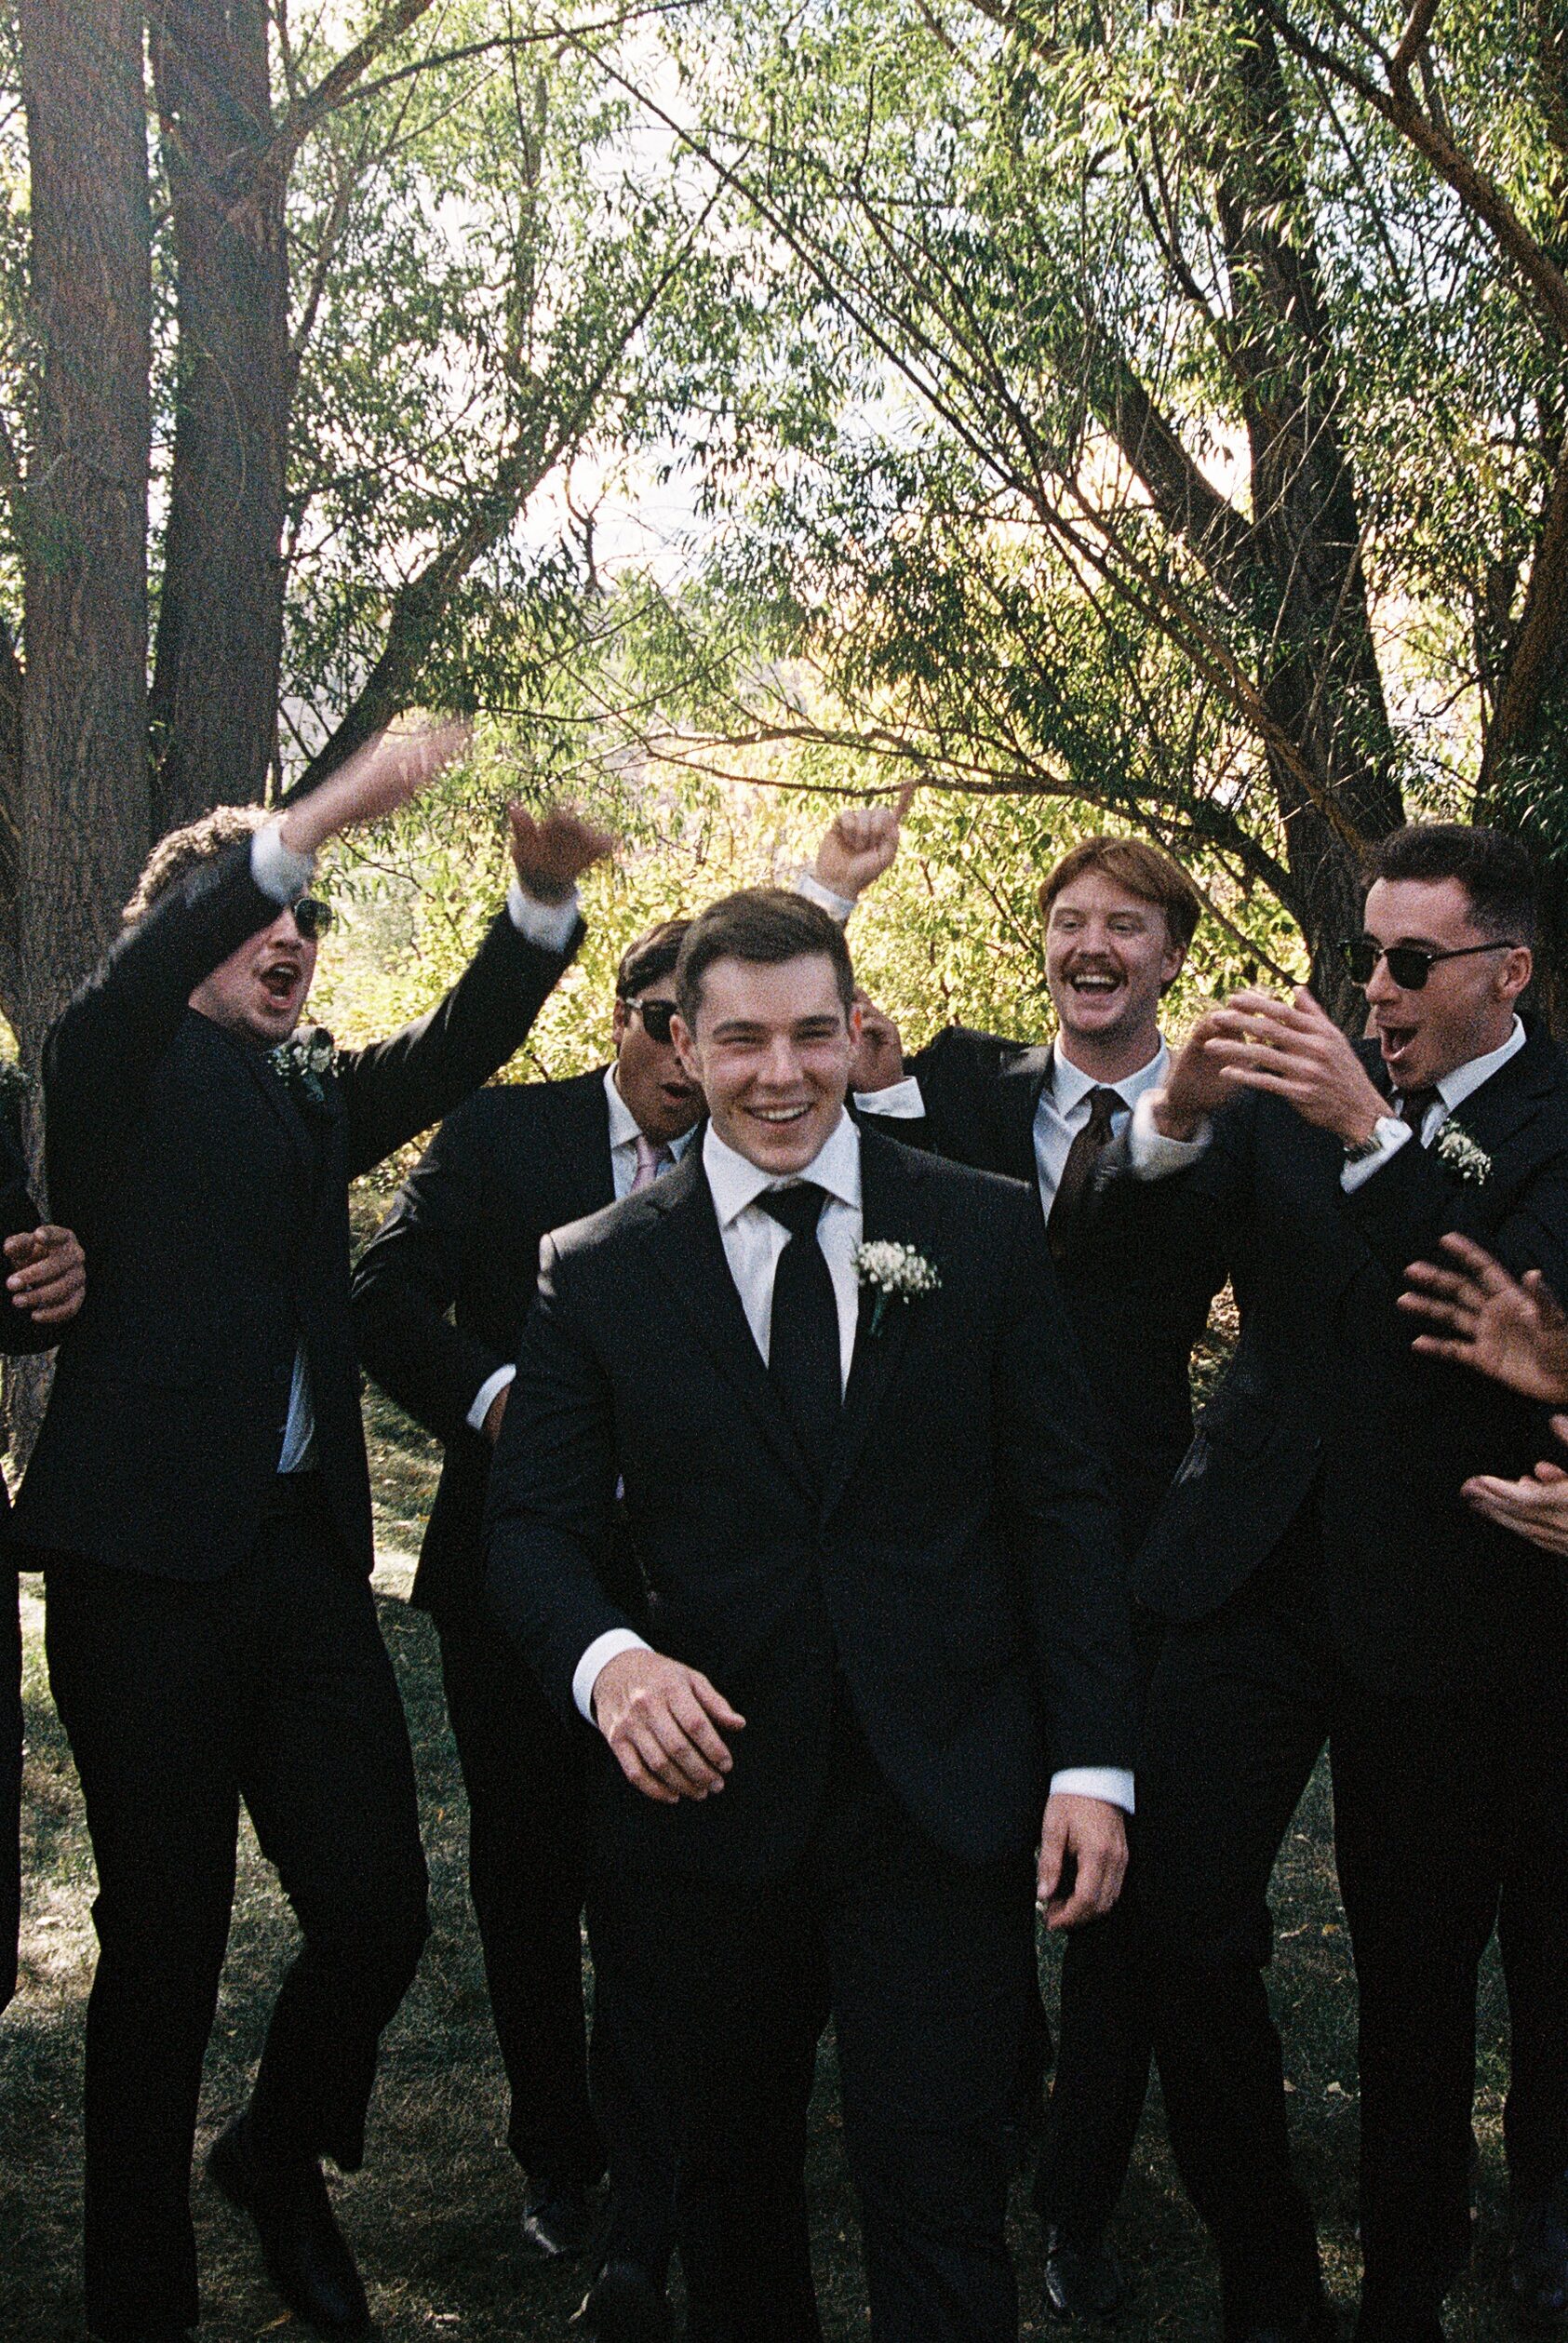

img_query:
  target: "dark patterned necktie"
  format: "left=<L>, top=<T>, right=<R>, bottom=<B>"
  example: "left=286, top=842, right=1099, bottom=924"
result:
left=1398, top=1086, right=1440, bottom=1141
left=1048, top=1086, right=1126, bottom=1256
left=758, top=1183, right=842, bottom=1467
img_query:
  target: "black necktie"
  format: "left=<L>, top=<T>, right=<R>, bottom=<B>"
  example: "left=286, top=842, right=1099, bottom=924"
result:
left=1398, top=1086, right=1440, bottom=1141
left=758, top=1183, right=842, bottom=1469
left=1048, top=1085, right=1126, bottom=1256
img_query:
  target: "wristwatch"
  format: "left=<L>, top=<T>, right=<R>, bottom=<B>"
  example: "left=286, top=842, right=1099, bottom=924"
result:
left=1343, top=1116, right=1401, bottom=1163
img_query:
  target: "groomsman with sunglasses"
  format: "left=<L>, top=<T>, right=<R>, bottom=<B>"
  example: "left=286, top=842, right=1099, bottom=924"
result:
left=11, top=733, right=611, bottom=2343
left=352, top=921, right=703, bottom=2339
left=1094, top=823, right=1568, bottom=2342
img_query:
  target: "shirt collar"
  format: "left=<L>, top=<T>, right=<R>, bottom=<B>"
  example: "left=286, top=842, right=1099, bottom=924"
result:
left=703, top=1107, right=862, bottom=1229
left=604, top=1062, right=697, bottom=1161
left=1050, top=1038, right=1169, bottom=1116
left=1434, top=1015, right=1526, bottom=1113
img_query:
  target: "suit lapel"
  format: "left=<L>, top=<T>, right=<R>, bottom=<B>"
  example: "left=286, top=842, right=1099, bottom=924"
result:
left=643, top=1150, right=820, bottom=1499
left=1358, top=1025, right=1559, bottom=1165
left=213, top=1019, right=318, bottom=1191
left=542, top=1067, right=616, bottom=1215
left=995, top=1044, right=1053, bottom=1195
left=819, top=1132, right=938, bottom=1522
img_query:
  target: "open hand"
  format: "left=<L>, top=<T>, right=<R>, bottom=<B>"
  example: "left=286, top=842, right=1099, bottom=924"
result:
left=812, top=783, right=916, bottom=904
left=280, top=720, right=474, bottom=857
left=1037, top=1793, right=1128, bottom=1930
left=5, top=1224, right=86, bottom=1326
left=1199, top=987, right=1387, bottom=1145
left=1151, top=1005, right=1247, bottom=1138
left=1400, top=1235, right=1568, bottom=1404
left=508, top=803, right=616, bottom=905
left=592, top=1648, right=745, bottom=1804
left=1464, top=1419, right=1568, bottom=1556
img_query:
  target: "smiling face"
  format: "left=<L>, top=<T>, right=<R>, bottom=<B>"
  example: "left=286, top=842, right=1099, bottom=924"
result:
left=1044, top=871, right=1185, bottom=1070
left=612, top=983, right=703, bottom=1145
left=187, top=904, right=318, bottom=1046
left=672, top=952, right=860, bottom=1175
left=1361, top=876, right=1531, bottom=1091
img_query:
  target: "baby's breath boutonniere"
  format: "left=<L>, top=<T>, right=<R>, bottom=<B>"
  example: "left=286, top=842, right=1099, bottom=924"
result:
left=852, top=1238, right=942, bottom=1334
left=1435, top=1120, right=1491, bottom=1185
left=268, top=1031, right=336, bottom=1110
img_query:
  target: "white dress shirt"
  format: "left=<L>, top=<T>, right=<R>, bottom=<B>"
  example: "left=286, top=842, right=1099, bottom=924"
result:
left=1126, top=1015, right=1528, bottom=1188
left=466, top=1066, right=697, bottom=1435
left=572, top=1108, right=1134, bottom=1813
left=248, top=818, right=583, bottom=1473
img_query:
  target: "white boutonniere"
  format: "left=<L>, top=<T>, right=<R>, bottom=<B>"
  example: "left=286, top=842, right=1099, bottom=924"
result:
left=268, top=1031, right=336, bottom=1109
left=1435, top=1120, right=1491, bottom=1185
left=852, top=1238, right=942, bottom=1334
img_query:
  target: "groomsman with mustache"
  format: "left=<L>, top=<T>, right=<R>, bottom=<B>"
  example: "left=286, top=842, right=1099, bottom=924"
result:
left=10, top=730, right=611, bottom=2343
left=804, top=809, right=1227, bottom=2316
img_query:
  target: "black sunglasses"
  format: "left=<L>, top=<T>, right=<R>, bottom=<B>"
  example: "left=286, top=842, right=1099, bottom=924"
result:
left=1345, top=935, right=1518, bottom=991
left=291, top=896, right=334, bottom=942
left=626, top=996, right=678, bottom=1045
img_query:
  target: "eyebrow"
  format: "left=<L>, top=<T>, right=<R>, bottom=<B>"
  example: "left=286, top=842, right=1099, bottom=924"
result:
left=709, top=1016, right=845, bottom=1040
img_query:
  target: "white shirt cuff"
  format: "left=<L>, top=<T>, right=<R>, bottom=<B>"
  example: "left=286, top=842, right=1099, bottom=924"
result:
left=1127, top=1089, right=1212, bottom=1178
left=1340, top=1116, right=1413, bottom=1193
left=1050, top=1766, right=1135, bottom=1814
left=572, top=1628, right=651, bottom=1722
left=506, top=878, right=581, bottom=954
left=251, top=821, right=315, bottom=906
left=853, top=1076, right=924, bottom=1119
left=467, top=1363, right=516, bottom=1435
left=794, top=869, right=858, bottom=923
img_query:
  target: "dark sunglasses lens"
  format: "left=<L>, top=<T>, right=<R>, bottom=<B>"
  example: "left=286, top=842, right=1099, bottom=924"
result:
left=1347, top=938, right=1378, bottom=984
left=293, top=897, right=333, bottom=941
left=1384, top=947, right=1430, bottom=990
left=639, top=1000, right=677, bottom=1045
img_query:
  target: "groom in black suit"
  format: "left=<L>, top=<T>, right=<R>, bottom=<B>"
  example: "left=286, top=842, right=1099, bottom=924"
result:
left=351, top=917, right=700, bottom=2311
left=486, top=888, right=1135, bottom=2342
left=1105, top=823, right=1568, bottom=2341
left=11, top=730, right=611, bottom=2343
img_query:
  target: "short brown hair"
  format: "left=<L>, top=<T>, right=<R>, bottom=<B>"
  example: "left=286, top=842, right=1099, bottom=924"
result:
left=675, top=889, right=855, bottom=1026
left=616, top=918, right=691, bottom=1000
left=1039, top=837, right=1203, bottom=955
left=1367, top=823, right=1536, bottom=946
left=122, top=803, right=271, bottom=928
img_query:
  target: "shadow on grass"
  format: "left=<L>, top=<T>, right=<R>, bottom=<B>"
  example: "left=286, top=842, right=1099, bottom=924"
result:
left=0, top=1377, right=1521, bottom=2340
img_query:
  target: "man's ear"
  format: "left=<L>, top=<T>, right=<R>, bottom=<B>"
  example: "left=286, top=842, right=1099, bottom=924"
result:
left=1500, top=945, right=1534, bottom=1004
left=670, top=1012, right=701, bottom=1087
left=1159, top=942, right=1188, bottom=997
left=611, top=996, right=630, bottom=1051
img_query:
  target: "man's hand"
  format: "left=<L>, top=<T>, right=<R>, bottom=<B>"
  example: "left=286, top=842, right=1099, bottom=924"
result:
left=1191, top=986, right=1387, bottom=1146
left=1036, top=1793, right=1128, bottom=1930
left=811, top=783, right=916, bottom=904
left=592, top=1648, right=745, bottom=1804
left=508, top=802, right=615, bottom=906
left=1150, top=1006, right=1246, bottom=1139
left=482, top=1385, right=510, bottom=1444
left=278, top=720, right=473, bottom=858
left=1464, top=1421, right=1568, bottom=1557
left=1400, top=1236, right=1568, bottom=1405
left=5, top=1224, right=86, bottom=1327
left=850, top=989, right=906, bottom=1093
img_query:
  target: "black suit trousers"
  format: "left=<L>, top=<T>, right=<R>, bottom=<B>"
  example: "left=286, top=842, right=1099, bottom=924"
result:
left=44, top=1487, right=429, bottom=2336
left=3, top=1559, right=19, bottom=2013
left=1135, top=1506, right=1568, bottom=2330
left=628, top=1702, right=1033, bottom=2343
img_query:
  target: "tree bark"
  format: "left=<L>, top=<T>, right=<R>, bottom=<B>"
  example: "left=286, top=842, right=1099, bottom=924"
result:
left=148, top=0, right=289, bottom=830
left=15, top=0, right=153, bottom=1065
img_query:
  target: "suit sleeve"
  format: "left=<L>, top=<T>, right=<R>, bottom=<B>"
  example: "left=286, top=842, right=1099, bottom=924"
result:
left=334, top=908, right=584, bottom=1180
left=43, top=842, right=290, bottom=1245
left=352, top=1096, right=513, bottom=1445
left=485, top=1232, right=632, bottom=1723
left=992, top=1196, right=1136, bottom=1775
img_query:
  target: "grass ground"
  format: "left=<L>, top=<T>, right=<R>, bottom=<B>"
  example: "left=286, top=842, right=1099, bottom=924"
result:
left=0, top=1374, right=1520, bottom=2343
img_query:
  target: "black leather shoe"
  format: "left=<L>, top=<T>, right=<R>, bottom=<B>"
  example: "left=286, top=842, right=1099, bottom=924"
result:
left=570, top=2260, right=675, bottom=2341
left=520, top=2177, right=599, bottom=2261
left=1042, top=2224, right=1128, bottom=2319
left=1513, top=2174, right=1568, bottom=2325
left=208, top=2113, right=371, bottom=2337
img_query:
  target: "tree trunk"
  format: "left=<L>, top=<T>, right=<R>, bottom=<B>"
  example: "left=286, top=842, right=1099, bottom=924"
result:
left=148, top=0, right=288, bottom=831
left=15, top=0, right=154, bottom=1067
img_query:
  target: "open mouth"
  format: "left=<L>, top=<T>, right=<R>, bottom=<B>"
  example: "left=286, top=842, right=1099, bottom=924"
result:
left=1377, top=1023, right=1418, bottom=1068
left=260, top=964, right=302, bottom=1006
left=1065, top=968, right=1124, bottom=998
left=748, top=1104, right=811, bottom=1126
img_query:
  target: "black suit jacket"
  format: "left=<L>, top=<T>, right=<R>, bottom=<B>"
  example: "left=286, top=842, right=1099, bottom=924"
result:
left=1107, top=1025, right=1568, bottom=1694
left=13, top=842, right=582, bottom=1582
left=864, top=1024, right=1228, bottom=1547
left=485, top=1130, right=1134, bottom=1885
left=352, top=1065, right=622, bottom=1620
